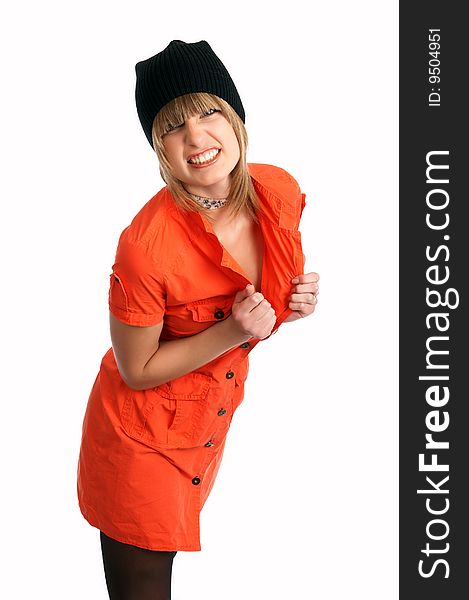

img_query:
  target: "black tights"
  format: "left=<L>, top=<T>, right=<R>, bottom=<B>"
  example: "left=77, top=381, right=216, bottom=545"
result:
left=100, top=531, right=177, bottom=600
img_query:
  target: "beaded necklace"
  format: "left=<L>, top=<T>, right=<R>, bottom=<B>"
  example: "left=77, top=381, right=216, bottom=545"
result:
left=188, top=193, right=228, bottom=210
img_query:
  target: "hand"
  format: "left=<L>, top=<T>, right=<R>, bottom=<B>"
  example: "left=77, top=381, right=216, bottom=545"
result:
left=284, top=272, right=320, bottom=323
left=230, top=283, right=277, bottom=340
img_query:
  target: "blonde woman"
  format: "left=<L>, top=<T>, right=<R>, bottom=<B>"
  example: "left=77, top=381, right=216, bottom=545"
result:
left=77, top=39, right=319, bottom=599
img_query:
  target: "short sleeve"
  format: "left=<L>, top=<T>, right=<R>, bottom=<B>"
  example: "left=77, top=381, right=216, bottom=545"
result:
left=279, top=175, right=307, bottom=230
left=108, top=235, right=166, bottom=327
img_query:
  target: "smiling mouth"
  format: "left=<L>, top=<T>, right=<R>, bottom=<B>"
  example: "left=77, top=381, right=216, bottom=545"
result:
left=187, top=148, right=221, bottom=165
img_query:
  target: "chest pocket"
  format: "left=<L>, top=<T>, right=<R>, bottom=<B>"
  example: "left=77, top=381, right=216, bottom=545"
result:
left=185, top=294, right=233, bottom=323
left=121, top=372, right=214, bottom=450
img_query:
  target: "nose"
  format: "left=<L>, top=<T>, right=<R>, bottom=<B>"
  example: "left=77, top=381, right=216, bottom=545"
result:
left=184, top=117, right=206, bottom=146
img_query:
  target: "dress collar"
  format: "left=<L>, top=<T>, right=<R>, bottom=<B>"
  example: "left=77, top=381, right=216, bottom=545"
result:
left=165, top=163, right=290, bottom=232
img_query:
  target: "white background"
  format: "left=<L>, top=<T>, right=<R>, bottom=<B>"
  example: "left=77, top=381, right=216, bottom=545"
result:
left=1, top=1, right=398, bottom=598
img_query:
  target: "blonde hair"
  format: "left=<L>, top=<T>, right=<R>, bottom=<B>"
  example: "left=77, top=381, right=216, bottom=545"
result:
left=151, top=92, right=261, bottom=225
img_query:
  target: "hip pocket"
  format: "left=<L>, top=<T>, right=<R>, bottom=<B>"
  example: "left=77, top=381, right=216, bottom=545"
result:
left=121, top=372, right=213, bottom=450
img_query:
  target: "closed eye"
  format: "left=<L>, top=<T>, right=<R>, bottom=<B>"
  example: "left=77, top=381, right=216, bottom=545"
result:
left=164, top=109, right=220, bottom=135
left=202, top=108, right=219, bottom=117
left=165, top=122, right=183, bottom=133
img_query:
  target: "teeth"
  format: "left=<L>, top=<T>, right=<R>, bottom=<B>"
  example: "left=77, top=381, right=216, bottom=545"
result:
left=188, top=148, right=219, bottom=164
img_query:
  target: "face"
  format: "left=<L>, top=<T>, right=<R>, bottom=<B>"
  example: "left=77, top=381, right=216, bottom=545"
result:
left=162, top=108, right=241, bottom=198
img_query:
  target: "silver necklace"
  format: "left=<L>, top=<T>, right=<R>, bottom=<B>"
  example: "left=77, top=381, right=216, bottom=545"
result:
left=189, top=193, right=228, bottom=210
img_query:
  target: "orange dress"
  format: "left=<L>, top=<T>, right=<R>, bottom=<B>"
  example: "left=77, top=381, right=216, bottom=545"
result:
left=76, top=163, right=307, bottom=551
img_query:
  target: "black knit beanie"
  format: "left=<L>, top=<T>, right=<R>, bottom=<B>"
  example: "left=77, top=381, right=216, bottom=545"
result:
left=135, top=40, right=245, bottom=148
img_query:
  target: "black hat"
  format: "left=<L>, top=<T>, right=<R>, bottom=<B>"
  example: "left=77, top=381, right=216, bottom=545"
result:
left=135, top=40, right=246, bottom=148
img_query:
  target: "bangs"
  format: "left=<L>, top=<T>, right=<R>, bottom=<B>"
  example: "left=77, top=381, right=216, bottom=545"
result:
left=154, top=93, right=227, bottom=137
left=149, top=91, right=258, bottom=225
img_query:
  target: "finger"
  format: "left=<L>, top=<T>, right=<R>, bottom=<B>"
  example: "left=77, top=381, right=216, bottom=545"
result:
left=288, top=301, right=316, bottom=315
left=234, top=283, right=257, bottom=304
left=291, top=272, right=320, bottom=284
left=293, top=282, right=319, bottom=295
left=245, top=291, right=266, bottom=311
left=259, top=312, right=277, bottom=339
left=290, top=292, right=318, bottom=305
left=256, top=304, right=276, bottom=325
left=252, top=298, right=273, bottom=318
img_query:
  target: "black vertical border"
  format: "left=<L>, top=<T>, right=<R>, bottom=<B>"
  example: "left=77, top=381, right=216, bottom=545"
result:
left=400, top=2, right=467, bottom=597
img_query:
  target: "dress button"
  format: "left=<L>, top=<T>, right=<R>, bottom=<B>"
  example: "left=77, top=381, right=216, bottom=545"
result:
left=240, top=342, right=250, bottom=349
left=226, top=370, right=234, bottom=379
left=192, top=476, right=201, bottom=485
left=217, top=408, right=227, bottom=417
left=204, top=440, right=214, bottom=447
left=214, top=310, right=225, bottom=319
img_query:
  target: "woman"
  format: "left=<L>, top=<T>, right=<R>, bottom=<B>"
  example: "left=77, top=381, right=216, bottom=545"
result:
left=77, top=39, right=319, bottom=599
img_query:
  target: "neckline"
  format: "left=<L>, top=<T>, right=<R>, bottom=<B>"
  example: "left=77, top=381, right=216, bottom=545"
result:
left=198, top=209, right=267, bottom=295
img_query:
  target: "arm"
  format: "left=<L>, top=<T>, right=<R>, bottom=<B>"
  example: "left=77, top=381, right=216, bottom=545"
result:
left=110, top=312, right=250, bottom=391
